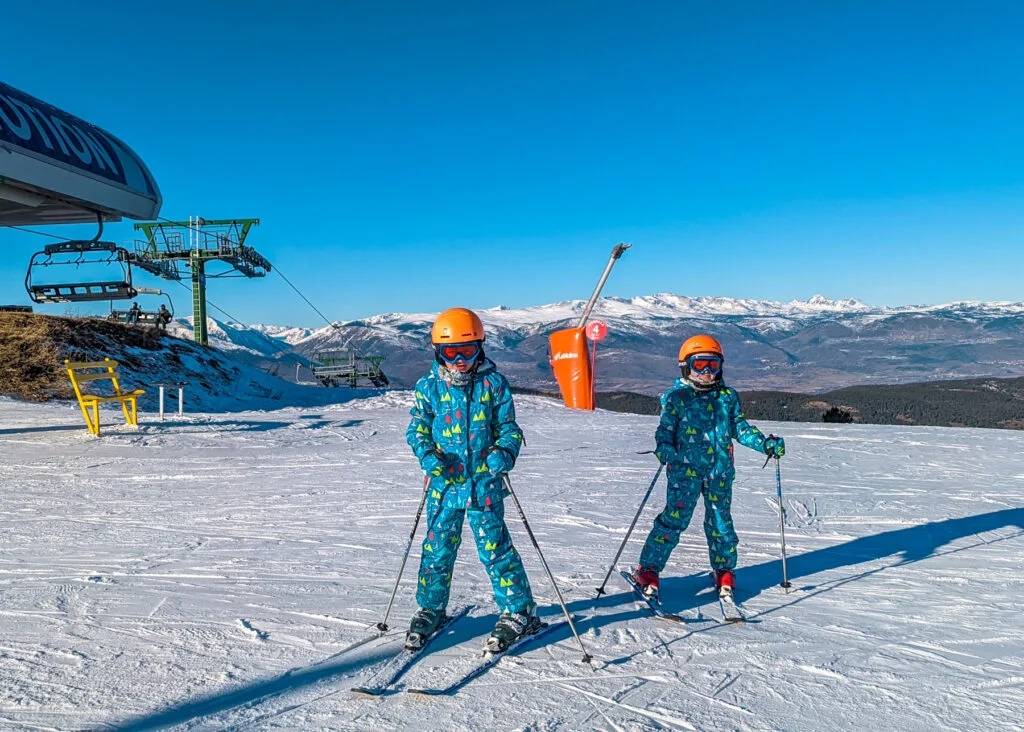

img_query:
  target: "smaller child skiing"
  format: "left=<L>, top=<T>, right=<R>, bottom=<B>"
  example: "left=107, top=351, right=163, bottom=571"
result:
left=631, top=335, right=785, bottom=602
left=405, top=307, right=539, bottom=652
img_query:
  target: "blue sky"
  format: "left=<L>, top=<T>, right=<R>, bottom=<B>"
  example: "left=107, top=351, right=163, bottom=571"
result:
left=2, top=2, right=1023, bottom=326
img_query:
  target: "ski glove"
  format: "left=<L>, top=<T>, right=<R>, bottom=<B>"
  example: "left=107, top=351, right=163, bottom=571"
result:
left=420, top=450, right=446, bottom=477
left=485, top=447, right=515, bottom=475
left=655, top=444, right=678, bottom=465
left=763, top=435, right=786, bottom=458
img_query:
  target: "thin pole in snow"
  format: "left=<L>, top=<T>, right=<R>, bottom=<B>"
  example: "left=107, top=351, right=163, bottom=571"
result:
left=377, top=475, right=430, bottom=632
left=502, top=474, right=594, bottom=664
left=595, top=463, right=663, bottom=597
left=774, top=456, right=792, bottom=591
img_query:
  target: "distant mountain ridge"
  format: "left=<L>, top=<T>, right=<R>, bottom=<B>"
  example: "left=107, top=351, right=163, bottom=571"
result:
left=168, top=294, right=1024, bottom=395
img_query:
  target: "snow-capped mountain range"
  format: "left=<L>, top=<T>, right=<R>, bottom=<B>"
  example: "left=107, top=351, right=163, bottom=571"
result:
left=168, top=294, right=1024, bottom=394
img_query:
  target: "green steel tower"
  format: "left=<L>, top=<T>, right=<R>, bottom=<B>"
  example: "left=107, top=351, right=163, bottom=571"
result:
left=131, top=218, right=270, bottom=345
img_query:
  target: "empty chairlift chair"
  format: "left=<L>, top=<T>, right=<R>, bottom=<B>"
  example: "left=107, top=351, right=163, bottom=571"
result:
left=26, top=240, right=137, bottom=304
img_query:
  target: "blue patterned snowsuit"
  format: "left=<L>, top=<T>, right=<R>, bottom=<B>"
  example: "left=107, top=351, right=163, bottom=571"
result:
left=406, top=359, right=533, bottom=615
left=638, top=379, right=771, bottom=574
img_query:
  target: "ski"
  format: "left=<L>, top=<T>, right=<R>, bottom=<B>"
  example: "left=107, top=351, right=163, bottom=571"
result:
left=350, top=604, right=474, bottom=697
left=287, top=629, right=388, bottom=678
left=718, top=591, right=746, bottom=623
left=619, top=570, right=699, bottom=625
left=407, top=617, right=570, bottom=696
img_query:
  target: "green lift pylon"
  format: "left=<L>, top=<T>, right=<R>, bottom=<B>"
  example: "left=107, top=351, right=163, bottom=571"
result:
left=131, top=218, right=270, bottom=346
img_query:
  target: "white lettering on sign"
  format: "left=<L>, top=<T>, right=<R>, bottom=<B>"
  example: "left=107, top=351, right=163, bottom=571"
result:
left=8, top=96, right=64, bottom=153
left=0, top=84, right=124, bottom=183
left=0, top=95, right=31, bottom=140
left=51, top=117, right=93, bottom=165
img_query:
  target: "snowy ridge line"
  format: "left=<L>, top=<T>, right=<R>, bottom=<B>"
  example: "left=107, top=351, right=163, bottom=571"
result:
left=177, top=293, right=1024, bottom=355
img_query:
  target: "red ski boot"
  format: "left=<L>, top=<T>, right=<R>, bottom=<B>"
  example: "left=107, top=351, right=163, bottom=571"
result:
left=714, top=569, right=735, bottom=598
left=634, top=569, right=660, bottom=600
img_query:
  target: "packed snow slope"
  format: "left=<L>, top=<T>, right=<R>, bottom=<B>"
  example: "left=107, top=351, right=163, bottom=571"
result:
left=0, top=395, right=1021, bottom=730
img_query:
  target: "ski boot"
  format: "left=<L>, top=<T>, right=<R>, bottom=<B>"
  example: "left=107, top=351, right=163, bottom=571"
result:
left=714, top=569, right=735, bottom=599
left=485, top=610, right=543, bottom=654
left=633, top=569, right=660, bottom=602
left=406, top=607, right=446, bottom=650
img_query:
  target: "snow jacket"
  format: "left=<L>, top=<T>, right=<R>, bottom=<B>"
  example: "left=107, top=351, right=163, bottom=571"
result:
left=407, top=359, right=524, bottom=507
left=655, top=378, right=769, bottom=481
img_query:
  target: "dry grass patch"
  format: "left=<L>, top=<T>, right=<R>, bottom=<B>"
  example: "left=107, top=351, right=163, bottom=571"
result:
left=0, top=313, right=166, bottom=402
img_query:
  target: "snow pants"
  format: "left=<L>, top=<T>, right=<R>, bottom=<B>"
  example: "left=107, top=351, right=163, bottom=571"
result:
left=415, top=487, right=534, bottom=615
left=638, top=475, right=738, bottom=573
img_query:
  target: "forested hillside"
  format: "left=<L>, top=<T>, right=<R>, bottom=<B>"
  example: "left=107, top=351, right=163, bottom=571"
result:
left=529, top=377, right=1024, bottom=430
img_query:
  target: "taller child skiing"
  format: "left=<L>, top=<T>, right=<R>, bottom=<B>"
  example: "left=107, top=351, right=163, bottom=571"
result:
left=405, top=307, right=540, bottom=652
left=632, top=335, right=785, bottom=601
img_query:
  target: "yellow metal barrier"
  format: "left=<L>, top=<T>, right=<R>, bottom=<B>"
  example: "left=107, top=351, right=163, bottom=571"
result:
left=65, top=358, right=145, bottom=436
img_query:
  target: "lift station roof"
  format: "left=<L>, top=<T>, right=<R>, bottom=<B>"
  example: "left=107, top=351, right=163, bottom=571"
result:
left=0, top=81, right=162, bottom=226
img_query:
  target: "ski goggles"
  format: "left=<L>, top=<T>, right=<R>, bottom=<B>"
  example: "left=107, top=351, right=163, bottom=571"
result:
left=438, top=342, right=481, bottom=364
left=683, top=355, right=723, bottom=375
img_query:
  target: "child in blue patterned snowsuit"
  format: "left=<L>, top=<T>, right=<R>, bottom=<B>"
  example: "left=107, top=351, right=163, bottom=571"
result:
left=405, top=308, right=537, bottom=649
left=635, top=335, right=785, bottom=597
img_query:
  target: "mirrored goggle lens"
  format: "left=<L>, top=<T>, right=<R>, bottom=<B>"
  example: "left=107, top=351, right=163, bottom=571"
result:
left=687, top=356, right=722, bottom=374
left=439, top=343, right=480, bottom=363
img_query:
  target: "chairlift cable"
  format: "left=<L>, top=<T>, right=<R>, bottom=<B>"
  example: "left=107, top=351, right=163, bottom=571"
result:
left=165, top=279, right=307, bottom=370
left=150, top=215, right=359, bottom=352
left=152, top=216, right=359, bottom=351
left=9, top=225, right=74, bottom=241
left=12, top=217, right=354, bottom=368
left=265, top=263, right=363, bottom=354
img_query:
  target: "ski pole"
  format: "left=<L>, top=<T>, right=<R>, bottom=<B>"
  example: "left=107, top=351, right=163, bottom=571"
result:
left=377, top=475, right=430, bottom=632
left=594, top=463, right=664, bottom=597
left=502, top=474, right=594, bottom=664
left=770, top=454, right=790, bottom=593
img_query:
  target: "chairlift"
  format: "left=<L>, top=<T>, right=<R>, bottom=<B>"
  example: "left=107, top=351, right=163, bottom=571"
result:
left=311, top=350, right=390, bottom=388
left=107, top=287, right=174, bottom=327
left=24, top=216, right=138, bottom=303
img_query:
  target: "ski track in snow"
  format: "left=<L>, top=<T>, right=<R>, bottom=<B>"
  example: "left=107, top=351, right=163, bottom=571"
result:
left=0, top=396, right=1022, bottom=730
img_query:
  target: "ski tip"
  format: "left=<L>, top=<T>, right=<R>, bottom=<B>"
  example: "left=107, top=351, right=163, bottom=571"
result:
left=350, top=687, right=387, bottom=698
left=407, top=688, right=443, bottom=697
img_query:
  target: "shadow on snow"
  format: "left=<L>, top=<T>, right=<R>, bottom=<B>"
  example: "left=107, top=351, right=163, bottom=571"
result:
left=730, top=505, right=1024, bottom=604
left=110, top=507, right=1024, bottom=730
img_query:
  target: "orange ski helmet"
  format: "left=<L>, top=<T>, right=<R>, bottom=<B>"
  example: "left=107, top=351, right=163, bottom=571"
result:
left=678, top=334, right=724, bottom=363
left=431, top=307, right=486, bottom=344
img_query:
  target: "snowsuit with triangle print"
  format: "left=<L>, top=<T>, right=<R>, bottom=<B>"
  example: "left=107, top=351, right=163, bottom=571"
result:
left=638, top=379, right=773, bottom=574
left=407, top=359, right=534, bottom=615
